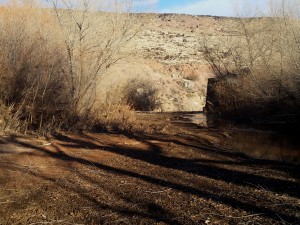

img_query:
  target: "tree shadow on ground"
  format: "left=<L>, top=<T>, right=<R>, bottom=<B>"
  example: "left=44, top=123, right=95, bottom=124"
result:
left=1, top=132, right=300, bottom=224
left=57, top=132, right=300, bottom=198
left=135, top=132, right=300, bottom=180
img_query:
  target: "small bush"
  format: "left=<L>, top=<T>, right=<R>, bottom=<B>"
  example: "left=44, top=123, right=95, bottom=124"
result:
left=122, top=79, right=160, bottom=111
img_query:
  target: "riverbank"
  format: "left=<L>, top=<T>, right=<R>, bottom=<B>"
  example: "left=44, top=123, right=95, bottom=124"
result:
left=0, top=113, right=299, bottom=224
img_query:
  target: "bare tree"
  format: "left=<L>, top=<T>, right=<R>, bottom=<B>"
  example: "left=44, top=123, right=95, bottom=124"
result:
left=0, top=0, right=141, bottom=133
left=202, top=0, right=300, bottom=118
left=52, top=0, right=140, bottom=116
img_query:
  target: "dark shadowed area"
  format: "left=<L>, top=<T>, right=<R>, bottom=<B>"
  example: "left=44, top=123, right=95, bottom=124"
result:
left=0, top=113, right=299, bottom=225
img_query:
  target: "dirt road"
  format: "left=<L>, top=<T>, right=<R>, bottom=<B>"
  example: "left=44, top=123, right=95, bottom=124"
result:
left=0, top=115, right=299, bottom=224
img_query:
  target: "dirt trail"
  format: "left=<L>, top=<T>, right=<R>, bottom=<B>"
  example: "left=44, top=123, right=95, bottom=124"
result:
left=0, top=115, right=299, bottom=224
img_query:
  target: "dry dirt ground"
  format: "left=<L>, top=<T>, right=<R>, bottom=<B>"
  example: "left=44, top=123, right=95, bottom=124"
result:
left=0, top=114, right=299, bottom=225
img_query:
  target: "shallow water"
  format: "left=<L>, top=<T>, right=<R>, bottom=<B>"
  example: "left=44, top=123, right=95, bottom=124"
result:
left=183, top=112, right=300, bottom=164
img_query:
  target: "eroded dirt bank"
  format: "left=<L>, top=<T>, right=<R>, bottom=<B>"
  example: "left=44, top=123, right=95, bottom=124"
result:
left=0, top=114, right=299, bottom=225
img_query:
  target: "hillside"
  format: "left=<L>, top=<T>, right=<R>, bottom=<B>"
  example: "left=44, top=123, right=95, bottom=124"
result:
left=103, top=14, right=238, bottom=112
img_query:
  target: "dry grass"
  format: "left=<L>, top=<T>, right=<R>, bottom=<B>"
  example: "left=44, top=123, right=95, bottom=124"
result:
left=0, top=0, right=142, bottom=134
left=0, top=101, right=20, bottom=132
left=90, top=103, right=137, bottom=133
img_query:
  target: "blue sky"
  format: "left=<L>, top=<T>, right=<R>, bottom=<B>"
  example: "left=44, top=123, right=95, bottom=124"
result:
left=159, top=0, right=202, bottom=9
left=0, top=0, right=270, bottom=17
left=135, top=0, right=269, bottom=16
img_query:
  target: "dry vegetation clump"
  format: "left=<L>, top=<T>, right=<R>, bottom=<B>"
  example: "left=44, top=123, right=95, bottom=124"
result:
left=0, top=101, right=20, bottom=131
left=0, top=0, right=142, bottom=134
left=89, top=102, right=136, bottom=133
left=0, top=3, right=69, bottom=132
left=203, top=0, right=300, bottom=122
left=89, top=102, right=170, bottom=134
left=122, top=78, right=160, bottom=111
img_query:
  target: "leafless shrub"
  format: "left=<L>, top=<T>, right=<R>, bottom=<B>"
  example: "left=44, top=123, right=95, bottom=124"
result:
left=52, top=0, right=140, bottom=116
left=0, top=0, right=141, bottom=133
left=202, top=0, right=300, bottom=118
left=122, top=79, right=160, bottom=111
left=0, top=2, right=69, bottom=132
